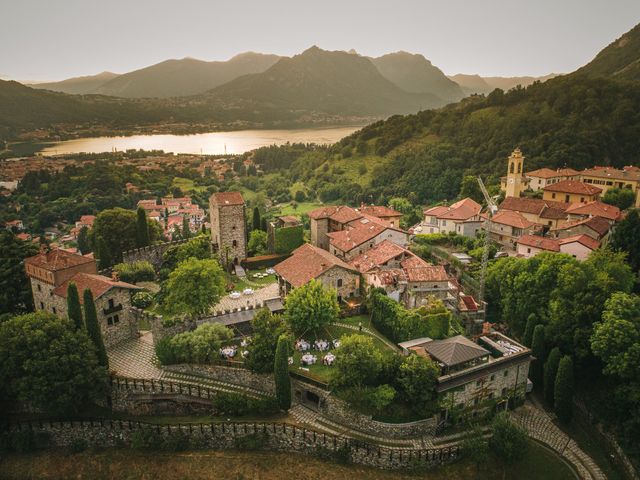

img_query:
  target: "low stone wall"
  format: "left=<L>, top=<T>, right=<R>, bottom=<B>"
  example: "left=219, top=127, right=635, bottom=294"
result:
left=1, top=419, right=459, bottom=470
left=292, top=379, right=437, bottom=439
left=122, top=239, right=189, bottom=269
left=164, top=364, right=276, bottom=395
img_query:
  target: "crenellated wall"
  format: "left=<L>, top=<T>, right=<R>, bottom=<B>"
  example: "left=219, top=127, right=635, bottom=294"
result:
left=122, top=239, right=190, bottom=269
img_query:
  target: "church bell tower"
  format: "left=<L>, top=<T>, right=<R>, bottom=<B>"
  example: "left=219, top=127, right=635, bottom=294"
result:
left=505, top=148, right=525, bottom=198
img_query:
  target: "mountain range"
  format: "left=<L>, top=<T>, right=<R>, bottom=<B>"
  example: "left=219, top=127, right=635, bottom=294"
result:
left=2, top=23, right=639, bottom=142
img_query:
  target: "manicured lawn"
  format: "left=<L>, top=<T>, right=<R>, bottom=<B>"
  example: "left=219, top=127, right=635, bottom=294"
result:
left=0, top=442, right=575, bottom=479
left=273, top=201, right=325, bottom=216
left=226, top=268, right=276, bottom=292
left=172, top=177, right=207, bottom=194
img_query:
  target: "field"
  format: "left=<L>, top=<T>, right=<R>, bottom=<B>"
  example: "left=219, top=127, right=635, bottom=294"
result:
left=0, top=443, right=576, bottom=480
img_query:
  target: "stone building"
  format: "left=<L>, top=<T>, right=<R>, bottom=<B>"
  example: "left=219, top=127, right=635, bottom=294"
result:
left=504, top=148, right=527, bottom=198
left=274, top=243, right=360, bottom=303
left=209, top=191, right=247, bottom=266
left=399, top=332, right=531, bottom=418
left=267, top=215, right=304, bottom=254
left=543, top=180, right=602, bottom=204
left=421, top=198, right=482, bottom=236
left=25, top=249, right=140, bottom=347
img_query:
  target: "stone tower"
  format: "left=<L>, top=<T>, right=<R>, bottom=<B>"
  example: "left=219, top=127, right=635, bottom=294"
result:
left=209, top=191, right=247, bottom=266
left=505, top=148, right=526, bottom=198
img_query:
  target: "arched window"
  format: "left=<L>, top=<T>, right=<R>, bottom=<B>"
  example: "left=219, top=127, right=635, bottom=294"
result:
left=509, top=162, right=514, bottom=174
left=517, top=162, right=521, bottom=174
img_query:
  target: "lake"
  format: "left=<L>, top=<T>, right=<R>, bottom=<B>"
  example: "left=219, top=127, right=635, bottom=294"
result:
left=39, top=126, right=363, bottom=156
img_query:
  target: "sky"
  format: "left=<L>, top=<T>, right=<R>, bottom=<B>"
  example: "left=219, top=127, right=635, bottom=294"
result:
left=1, top=0, right=640, bottom=82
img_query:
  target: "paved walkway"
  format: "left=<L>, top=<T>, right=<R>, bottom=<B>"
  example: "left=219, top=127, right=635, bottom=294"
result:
left=512, top=403, right=606, bottom=480
left=107, top=331, right=164, bottom=380
left=212, top=283, right=279, bottom=314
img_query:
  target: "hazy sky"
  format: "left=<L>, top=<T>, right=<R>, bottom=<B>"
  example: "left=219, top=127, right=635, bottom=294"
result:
left=2, top=0, right=639, bottom=81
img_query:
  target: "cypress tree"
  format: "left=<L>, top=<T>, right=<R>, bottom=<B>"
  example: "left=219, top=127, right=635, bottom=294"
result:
left=522, top=313, right=537, bottom=347
left=274, top=335, right=291, bottom=411
left=554, top=356, right=574, bottom=424
left=96, top=236, right=112, bottom=270
left=66, top=282, right=83, bottom=329
left=77, top=226, right=91, bottom=254
left=136, top=207, right=150, bottom=247
left=530, top=324, right=545, bottom=389
left=543, top=347, right=562, bottom=407
left=83, top=288, right=109, bottom=369
left=182, top=216, right=191, bottom=239
left=252, top=207, right=261, bottom=231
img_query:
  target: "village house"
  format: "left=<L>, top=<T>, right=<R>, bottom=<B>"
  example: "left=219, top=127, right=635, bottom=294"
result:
left=24, top=249, right=140, bottom=347
left=4, top=219, right=24, bottom=231
left=564, top=201, right=622, bottom=224
left=498, top=197, right=569, bottom=229
left=349, top=240, right=454, bottom=309
left=309, top=205, right=404, bottom=252
left=327, top=216, right=408, bottom=261
left=516, top=234, right=600, bottom=260
left=421, top=198, right=483, bottom=236
left=549, top=216, right=612, bottom=243
left=542, top=180, right=602, bottom=204
left=400, top=332, right=531, bottom=418
left=580, top=166, right=640, bottom=207
left=485, top=210, right=538, bottom=248
left=524, top=167, right=580, bottom=191
left=274, top=243, right=360, bottom=303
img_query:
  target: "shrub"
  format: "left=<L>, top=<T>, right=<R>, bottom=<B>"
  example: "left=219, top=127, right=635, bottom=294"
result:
left=554, top=355, right=574, bottom=424
left=113, top=260, right=155, bottom=283
left=274, top=225, right=304, bottom=254
left=490, top=412, right=528, bottom=464
left=161, top=430, right=190, bottom=452
left=274, top=335, right=292, bottom=411
left=132, top=291, right=154, bottom=309
left=154, top=323, right=233, bottom=365
left=212, top=392, right=278, bottom=416
left=131, top=428, right=164, bottom=450
left=154, top=336, right=178, bottom=365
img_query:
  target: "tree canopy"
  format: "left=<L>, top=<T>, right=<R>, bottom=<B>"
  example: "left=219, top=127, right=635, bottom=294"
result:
left=331, top=334, right=382, bottom=388
left=245, top=309, right=289, bottom=374
left=0, top=231, right=38, bottom=316
left=284, top=279, right=340, bottom=335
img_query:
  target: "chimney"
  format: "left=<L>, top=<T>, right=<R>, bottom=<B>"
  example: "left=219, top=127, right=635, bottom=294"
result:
left=111, top=270, right=119, bottom=282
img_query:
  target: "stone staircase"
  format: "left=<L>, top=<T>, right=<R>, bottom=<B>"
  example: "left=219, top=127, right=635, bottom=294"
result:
left=161, top=370, right=273, bottom=400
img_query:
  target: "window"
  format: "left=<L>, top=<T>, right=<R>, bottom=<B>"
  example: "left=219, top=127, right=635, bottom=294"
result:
left=40, top=302, right=44, bottom=309
left=107, top=316, right=113, bottom=326
left=37, top=284, right=41, bottom=292
left=113, top=314, right=119, bottom=324
left=490, top=374, right=495, bottom=381
left=502, top=387, right=508, bottom=396
left=503, top=370, right=508, bottom=377
left=52, top=307, right=56, bottom=314
left=442, top=220, right=447, bottom=226
left=548, top=221, right=552, bottom=226
left=510, top=162, right=514, bottom=174
left=108, top=299, right=115, bottom=309
left=473, top=398, right=479, bottom=406
left=476, top=380, right=482, bottom=387
left=552, top=193, right=556, bottom=199
left=337, top=279, right=343, bottom=287
left=565, top=195, right=570, bottom=203
left=433, top=285, right=439, bottom=289
left=488, top=392, right=494, bottom=399
left=232, top=240, right=237, bottom=247
left=527, top=248, right=531, bottom=254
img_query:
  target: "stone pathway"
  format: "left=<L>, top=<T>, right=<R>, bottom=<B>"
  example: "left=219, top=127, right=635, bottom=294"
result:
left=512, top=403, right=606, bottom=480
left=212, top=283, right=279, bottom=314
left=107, top=331, right=164, bottom=380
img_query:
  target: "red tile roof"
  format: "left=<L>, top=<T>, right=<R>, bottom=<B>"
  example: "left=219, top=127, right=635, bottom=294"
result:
left=349, top=240, right=407, bottom=273
left=543, top=180, right=602, bottom=195
left=210, top=191, right=244, bottom=206
left=490, top=210, right=536, bottom=229
left=565, top=201, right=621, bottom=221
left=527, top=168, right=580, bottom=179
left=499, top=197, right=569, bottom=217
left=308, top=205, right=359, bottom=222
left=581, top=166, right=640, bottom=182
left=328, top=218, right=391, bottom=252
left=517, top=235, right=560, bottom=252
left=550, top=216, right=611, bottom=236
left=400, top=256, right=448, bottom=282
left=423, top=198, right=481, bottom=221
left=558, top=235, right=600, bottom=251
left=359, top=205, right=402, bottom=218
left=25, top=249, right=95, bottom=272
left=274, top=243, right=357, bottom=288
left=54, top=273, right=141, bottom=302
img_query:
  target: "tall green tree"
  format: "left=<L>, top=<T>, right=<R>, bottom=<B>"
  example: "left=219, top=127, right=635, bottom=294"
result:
left=83, top=288, right=109, bottom=368
left=0, top=231, right=38, bottom=315
left=93, top=208, right=159, bottom=264
left=96, top=236, right=112, bottom=270
left=522, top=313, right=537, bottom=347
left=0, top=311, right=107, bottom=413
left=543, top=347, right=562, bottom=407
left=602, top=187, right=635, bottom=211
left=610, top=209, right=640, bottom=272
left=396, top=354, right=440, bottom=416
left=182, top=216, right=191, bottom=239
left=554, top=356, right=574, bottom=424
left=77, top=226, right=91, bottom=254
left=162, top=258, right=226, bottom=318
left=284, top=279, right=340, bottom=335
left=332, top=334, right=382, bottom=388
left=274, top=335, right=291, bottom=411
left=530, top=324, right=545, bottom=389
left=461, top=426, right=489, bottom=474
left=136, top=207, right=150, bottom=247
left=459, top=175, right=484, bottom=204
left=245, top=309, right=288, bottom=374
left=248, top=230, right=267, bottom=255
left=252, top=207, right=261, bottom=231
left=490, top=412, right=529, bottom=466
left=66, top=282, right=83, bottom=330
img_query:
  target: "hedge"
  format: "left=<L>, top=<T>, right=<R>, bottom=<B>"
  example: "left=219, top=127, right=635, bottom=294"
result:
left=274, top=225, right=304, bottom=254
left=113, top=260, right=155, bottom=283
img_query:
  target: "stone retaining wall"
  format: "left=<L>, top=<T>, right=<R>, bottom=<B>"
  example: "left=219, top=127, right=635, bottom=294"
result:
left=122, top=239, right=189, bottom=269
left=2, top=419, right=459, bottom=470
left=164, top=364, right=276, bottom=395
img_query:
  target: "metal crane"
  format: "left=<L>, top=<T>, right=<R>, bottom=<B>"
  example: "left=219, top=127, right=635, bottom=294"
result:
left=477, top=176, right=498, bottom=307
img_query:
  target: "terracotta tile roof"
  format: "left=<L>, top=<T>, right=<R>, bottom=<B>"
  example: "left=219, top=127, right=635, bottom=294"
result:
left=499, top=197, right=569, bottom=216
left=550, top=216, right=611, bottom=236
left=349, top=240, right=407, bottom=273
left=423, top=335, right=490, bottom=367
left=373, top=268, right=406, bottom=286
left=16, top=233, right=31, bottom=241
left=210, top=191, right=244, bottom=206
left=565, top=201, right=621, bottom=221
left=25, top=249, right=95, bottom=272
left=558, top=234, right=600, bottom=251
left=581, top=166, right=640, bottom=182
left=423, top=198, right=481, bottom=221
left=400, top=258, right=448, bottom=282
left=517, top=235, right=560, bottom=252
left=328, top=220, right=387, bottom=252
left=54, top=272, right=141, bottom=302
left=329, top=206, right=362, bottom=224
left=278, top=215, right=301, bottom=224
left=526, top=168, right=559, bottom=179
left=358, top=205, right=402, bottom=218
left=543, top=180, right=602, bottom=195
left=274, top=243, right=357, bottom=288
left=459, top=294, right=479, bottom=312
left=490, top=210, right=535, bottom=229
